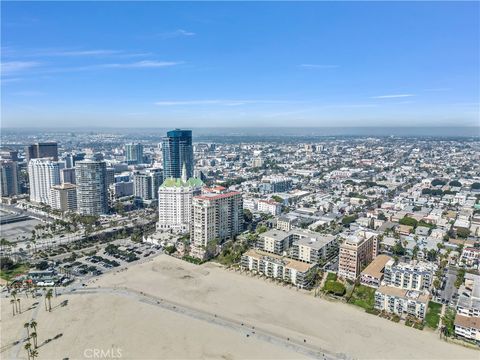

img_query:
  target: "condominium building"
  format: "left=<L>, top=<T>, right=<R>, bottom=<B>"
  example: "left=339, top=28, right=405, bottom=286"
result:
left=256, top=228, right=337, bottom=264
left=383, top=260, right=436, bottom=291
left=60, top=167, right=76, bottom=184
left=374, top=286, right=429, bottom=320
left=50, top=183, right=77, bottom=212
left=460, top=247, right=480, bottom=268
left=125, top=143, right=144, bottom=165
left=190, top=189, right=243, bottom=260
left=257, top=199, right=282, bottom=216
left=260, top=176, right=292, bottom=194
left=338, top=230, right=378, bottom=280
left=241, top=249, right=317, bottom=289
left=454, top=273, right=480, bottom=342
left=109, top=181, right=134, bottom=200
left=133, top=169, right=163, bottom=201
left=28, top=158, right=61, bottom=204
left=0, top=160, right=20, bottom=197
left=25, top=142, right=58, bottom=161
left=157, top=178, right=203, bottom=233
left=162, top=129, right=194, bottom=180
left=360, top=254, right=393, bottom=288
left=75, top=159, right=108, bottom=215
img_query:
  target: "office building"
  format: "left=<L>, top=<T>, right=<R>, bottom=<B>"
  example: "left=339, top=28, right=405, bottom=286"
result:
left=50, top=183, right=77, bottom=212
left=260, top=176, right=293, bottom=194
left=106, top=167, right=115, bottom=186
left=190, top=188, right=243, bottom=260
left=157, top=177, right=203, bottom=233
left=338, top=230, right=378, bottom=280
left=0, top=160, right=20, bottom=197
left=162, top=129, right=194, bottom=180
left=75, top=159, right=108, bottom=215
left=28, top=158, right=61, bottom=204
left=25, top=142, right=58, bottom=161
left=125, top=143, right=144, bottom=165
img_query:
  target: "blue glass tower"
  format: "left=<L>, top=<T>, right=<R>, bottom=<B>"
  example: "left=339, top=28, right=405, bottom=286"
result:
left=162, top=129, right=194, bottom=180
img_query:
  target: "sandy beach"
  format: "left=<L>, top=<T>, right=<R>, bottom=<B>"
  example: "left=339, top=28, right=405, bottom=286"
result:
left=2, top=254, right=478, bottom=359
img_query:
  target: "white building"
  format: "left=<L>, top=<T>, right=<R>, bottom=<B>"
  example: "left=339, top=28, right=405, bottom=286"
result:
left=241, top=249, right=316, bottom=289
left=133, top=169, right=163, bottom=201
left=374, top=286, right=429, bottom=320
left=157, top=178, right=203, bottom=233
left=383, top=260, right=436, bottom=291
left=257, top=199, right=282, bottom=216
left=75, top=159, right=108, bottom=215
left=28, top=158, right=61, bottom=204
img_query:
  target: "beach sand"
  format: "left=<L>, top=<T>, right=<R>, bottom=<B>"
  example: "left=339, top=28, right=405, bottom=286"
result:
left=1, top=254, right=478, bottom=359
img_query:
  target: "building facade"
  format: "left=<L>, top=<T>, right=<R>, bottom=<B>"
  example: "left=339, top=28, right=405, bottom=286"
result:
left=190, top=189, right=243, bottom=260
left=50, top=183, right=77, bottom=212
left=157, top=178, right=203, bottom=233
left=338, top=230, right=378, bottom=280
left=28, top=158, right=61, bottom=204
left=0, top=160, right=20, bottom=197
left=75, top=159, right=108, bottom=215
left=162, top=129, right=194, bottom=180
left=374, top=286, right=429, bottom=320
left=25, top=142, right=58, bottom=161
left=125, top=143, right=144, bottom=165
left=383, top=260, right=436, bottom=291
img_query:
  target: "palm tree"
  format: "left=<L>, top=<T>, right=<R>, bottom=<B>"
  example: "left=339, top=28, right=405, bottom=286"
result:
left=17, top=298, right=21, bottom=313
left=46, top=289, right=53, bottom=312
left=30, top=332, right=38, bottom=348
left=30, top=320, right=38, bottom=336
left=24, top=322, right=30, bottom=338
left=42, top=288, right=47, bottom=311
left=30, top=349, right=38, bottom=360
left=10, top=299, right=16, bottom=316
left=24, top=343, right=31, bottom=360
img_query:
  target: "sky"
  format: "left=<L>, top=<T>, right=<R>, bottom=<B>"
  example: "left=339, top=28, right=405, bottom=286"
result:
left=1, top=1, right=479, bottom=128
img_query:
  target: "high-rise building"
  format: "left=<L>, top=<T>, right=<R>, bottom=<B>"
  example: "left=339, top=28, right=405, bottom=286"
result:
left=157, top=178, right=203, bottom=233
left=106, top=167, right=115, bottom=186
left=190, top=188, right=243, bottom=260
left=162, top=129, right=194, bottom=180
left=0, top=160, right=20, bottom=197
left=133, top=169, right=163, bottom=201
left=60, top=168, right=76, bottom=184
left=28, top=158, right=61, bottom=204
left=338, top=230, right=378, bottom=280
left=125, top=143, right=144, bottom=165
left=64, top=152, right=85, bottom=168
left=25, top=142, right=58, bottom=161
left=50, top=183, right=77, bottom=212
left=75, top=159, right=108, bottom=215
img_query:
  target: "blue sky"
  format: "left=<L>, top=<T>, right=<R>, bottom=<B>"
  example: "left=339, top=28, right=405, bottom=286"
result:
left=1, top=1, right=479, bottom=128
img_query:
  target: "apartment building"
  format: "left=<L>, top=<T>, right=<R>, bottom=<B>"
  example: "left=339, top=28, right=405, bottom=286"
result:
left=456, top=273, right=480, bottom=318
left=157, top=178, right=203, bottom=233
left=75, top=159, right=108, bottom=215
left=0, top=160, right=20, bottom=197
left=28, top=158, right=61, bottom=204
left=276, top=216, right=294, bottom=232
left=50, top=183, right=77, bottom=212
left=460, top=247, right=480, bottom=268
left=257, top=199, right=282, bottom=216
left=374, top=286, right=429, bottom=320
left=256, top=229, right=293, bottom=255
left=383, top=260, right=436, bottom=291
left=289, top=231, right=337, bottom=264
left=190, top=189, right=243, bottom=260
left=259, top=176, right=292, bottom=194
left=360, top=254, right=393, bottom=288
left=338, top=230, right=378, bottom=280
left=454, top=315, right=480, bottom=343
left=241, top=249, right=316, bottom=289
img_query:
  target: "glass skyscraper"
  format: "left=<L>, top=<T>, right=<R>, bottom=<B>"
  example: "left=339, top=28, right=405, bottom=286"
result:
left=125, top=143, right=144, bottom=165
left=162, top=129, right=194, bottom=180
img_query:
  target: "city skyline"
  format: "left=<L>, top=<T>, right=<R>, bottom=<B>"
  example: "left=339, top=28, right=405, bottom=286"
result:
left=2, top=1, right=479, bottom=128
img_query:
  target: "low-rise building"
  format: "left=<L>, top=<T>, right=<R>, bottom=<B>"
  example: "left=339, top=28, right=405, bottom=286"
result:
left=289, top=231, right=337, bottom=264
left=257, top=199, right=282, bottom=216
left=241, top=249, right=316, bottom=289
left=360, top=254, right=393, bottom=288
left=374, top=286, right=429, bottom=320
left=383, top=260, right=436, bottom=291
left=454, top=315, right=480, bottom=343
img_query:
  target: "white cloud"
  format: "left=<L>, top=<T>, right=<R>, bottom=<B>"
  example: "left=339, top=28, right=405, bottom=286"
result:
left=1, top=61, right=40, bottom=75
left=155, top=99, right=285, bottom=106
left=41, top=49, right=123, bottom=56
left=371, top=94, right=415, bottom=99
left=102, top=60, right=182, bottom=69
left=300, top=64, right=339, bottom=69
left=156, top=29, right=196, bottom=39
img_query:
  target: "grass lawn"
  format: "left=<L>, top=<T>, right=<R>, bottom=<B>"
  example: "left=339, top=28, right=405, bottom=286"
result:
left=425, top=301, right=442, bottom=329
left=0, top=263, right=29, bottom=281
left=348, top=284, right=376, bottom=311
left=325, top=272, right=337, bottom=282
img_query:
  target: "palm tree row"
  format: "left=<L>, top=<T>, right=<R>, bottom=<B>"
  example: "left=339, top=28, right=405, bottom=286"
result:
left=23, top=320, right=39, bottom=360
left=10, top=290, right=22, bottom=316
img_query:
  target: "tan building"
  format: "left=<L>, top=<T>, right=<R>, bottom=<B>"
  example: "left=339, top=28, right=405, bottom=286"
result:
left=50, top=183, right=77, bottom=212
left=241, top=249, right=316, bottom=289
left=190, top=189, right=243, bottom=260
left=454, top=315, right=480, bottom=343
left=360, top=254, right=392, bottom=288
left=338, top=230, right=378, bottom=280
